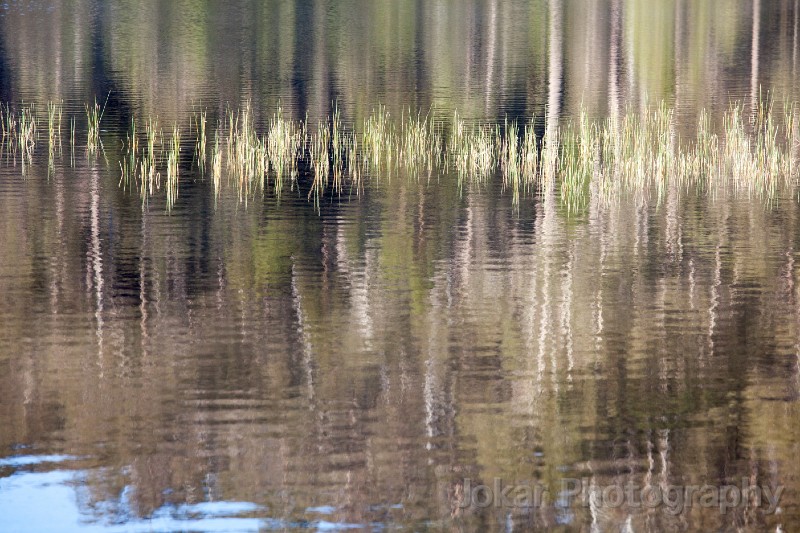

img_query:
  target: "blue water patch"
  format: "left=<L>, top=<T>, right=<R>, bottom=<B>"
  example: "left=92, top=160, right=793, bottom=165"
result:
left=0, top=470, right=266, bottom=533
left=0, top=468, right=375, bottom=532
left=0, top=454, right=80, bottom=468
left=305, top=505, right=337, bottom=515
left=154, top=501, right=264, bottom=519
left=312, top=521, right=364, bottom=531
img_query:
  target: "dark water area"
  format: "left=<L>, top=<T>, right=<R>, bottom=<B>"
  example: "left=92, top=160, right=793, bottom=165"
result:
left=1, top=1, right=800, bottom=532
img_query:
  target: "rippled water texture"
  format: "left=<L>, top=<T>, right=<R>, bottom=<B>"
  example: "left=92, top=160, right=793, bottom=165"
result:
left=1, top=1, right=800, bottom=531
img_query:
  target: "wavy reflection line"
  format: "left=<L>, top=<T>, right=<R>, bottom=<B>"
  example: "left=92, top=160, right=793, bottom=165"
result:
left=139, top=209, right=148, bottom=363
left=90, top=167, right=104, bottom=364
left=561, top=242, right=575, bottom=381
left=291, top=261, right=316, bottom=407
left=708, top=203, right=728, bottom=357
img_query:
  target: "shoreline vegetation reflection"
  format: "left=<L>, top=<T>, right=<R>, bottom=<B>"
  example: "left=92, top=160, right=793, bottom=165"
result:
left=2, top=98, right=800, bottom=212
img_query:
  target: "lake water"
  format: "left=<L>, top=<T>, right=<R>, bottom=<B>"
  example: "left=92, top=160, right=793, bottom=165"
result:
left=1, top=1, right=800, bottom=531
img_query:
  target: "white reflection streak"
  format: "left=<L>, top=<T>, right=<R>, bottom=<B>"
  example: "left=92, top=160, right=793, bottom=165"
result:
left=673, top=0, right=684, bottom=108
left=459, top=193, right=473, bottom=293
left=537, top=249, right=551, bottom=393
left=424, top=357, right=436, bottom=440
left=523, top=235, right=539, bottom=415
left=608, top=0, right=621, bottom=120
left=538, top=0, right=563, bottom=393
left=140, top=210, right=148, bottom=361
left=658, top=429, right=671, bottom=496
left=543, top=0, right=562, bottom=183
left=536, top=193, right=557, bottom=393
left=340, top=224, right=373, bottom=343
left=689, top=258, right=696, bottom=311
left=659, top=277, right=668, bottom=393
left=645, top=430, right=655, bottom=501
left=424, top=341, right=439, bottom=446
left=291, top=263, right=315, bottom=405
left=560, top=244, right=575, bottom=381
left=589, top=471, right=600, bottom=533
left=666, top=181, right=682, bottom=260
left=594, top=212, right=607, bottom=355
left=484, top=0, right=497, bottom=113
left=708, top=242, right=721, bottom=355
left=547, top=0, right=562, bottom=126
left=90, top=168, right=104, bottom=361
left=51, top=171, right=64, bottom=310
left=794, top=0, right=799, bottom=76
left=424, top=267, right=444, bottom=444
left=751, top=0, right=761, bottom=116
left=708, top=206, right=727, bottom=356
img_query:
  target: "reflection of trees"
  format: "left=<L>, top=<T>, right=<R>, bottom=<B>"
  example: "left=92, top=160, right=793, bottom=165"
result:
left=1, top=1, right=800, bottom=530
left=2, top=150, right=799, bottom=529
left=2, top=1, right=799, bottom=122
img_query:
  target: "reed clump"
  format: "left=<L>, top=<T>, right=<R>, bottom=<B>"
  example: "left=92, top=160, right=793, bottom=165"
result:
left=362, top=104, right=396, bottom=176
left=308, top=119, right=330, bottom=201
left=449, top=111, right=498, bottom=187
left=1, top=103, right=18, bottom=159
left=558, top=110, right=598, bottom=212
left=266, top=106, right=303, bottom=190
left=18, top=104, right=37, bottom=175
left=166, top=123, right=181, bottom=210
left=117, top=115, right=162, bottom=209
left=398, top=109, right=443, bottom=180
left=46, top=100, right=63, bottom=173
left=193, top=108, right=207, bottom=172
left=211, top=126, right=222, bottom=199
left=119, top=118, right=138, bottom=191
left=85, top=98, right=106, bottom=157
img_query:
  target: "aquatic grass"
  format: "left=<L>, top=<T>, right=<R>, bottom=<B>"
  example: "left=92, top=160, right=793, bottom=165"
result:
left=211, top=126, right=222, bottom=201
left=3, top=98, right=800, bottom=211
left=47, top=100, right=63, bottom=153
left=399, top=108, right=442, bottom=180
left=139, top=116, right=162, bottom=200
left=193, top=107, right=207, bottom=172
left=266, top=106, right=302, bottom=192
left=688, top=109, right=719, bottom=193
left=362, top=104, right=395, bottom=174
left=540, top=121, right=559, bottom=187
left=166, top=123, right=181, bottom=210
left=331, top=104, right=344, bottom=193
left=308, top=119, right=330, bottom=202
left=784, top=99, right=800, bottom=183
left=85, top=96, right=108, bottom=157
left=119, top=118, right=139, bottom=193
left=346, top=132, right=361, bottom=195
left=222, top=102, right=272, bottom=204
left=449, top=111, right=497, bottom=189
left=18, top=104, right=36, bottom=175
left=2, top=103, right=18, bottom=160
left=558, top=110, right=598, bottom=213
left=521, top=118, right=538, bottom=182
left=500, top=118, right=522, bottom=204
left=47, top=100, right=63, bottom=175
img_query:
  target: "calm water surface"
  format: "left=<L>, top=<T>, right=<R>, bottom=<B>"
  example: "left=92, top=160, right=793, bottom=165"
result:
left=1, top=1, right=800, bottom=531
